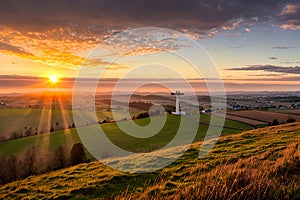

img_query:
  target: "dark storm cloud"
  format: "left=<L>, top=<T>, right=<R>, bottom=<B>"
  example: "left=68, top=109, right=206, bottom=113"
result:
left=0, top=0, right=297, bottom=32
left=227, top=65, right=300, bottom=74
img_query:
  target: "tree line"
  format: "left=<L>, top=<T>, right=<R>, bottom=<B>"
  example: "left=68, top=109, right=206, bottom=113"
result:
left=0, top=122, right=76, bottom=142
left=0, top=143, right=86, bottom=185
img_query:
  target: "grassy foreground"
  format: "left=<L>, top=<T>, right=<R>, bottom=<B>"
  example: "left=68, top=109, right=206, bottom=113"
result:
left=0, top=123, right=299, bottom=199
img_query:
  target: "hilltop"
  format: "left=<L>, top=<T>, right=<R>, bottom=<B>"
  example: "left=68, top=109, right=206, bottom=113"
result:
left=0, top=122, right=299, bottom=199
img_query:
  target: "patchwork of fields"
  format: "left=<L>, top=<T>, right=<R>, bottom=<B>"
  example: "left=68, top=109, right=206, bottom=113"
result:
left=1, top=107, right=299, bottom=160
left=0, top=113, right=253, bottom=159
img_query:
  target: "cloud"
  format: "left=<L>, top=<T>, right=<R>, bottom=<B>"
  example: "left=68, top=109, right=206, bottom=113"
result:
left=280, top=3, right=300, bottom=30
left=221, top=32, right=242, bottom=37
left=247, top=73, right=283, bottom=77
left=272, top=46, right=295, bottom=49
left=280, top=61, right=300, bottom=64
left=0, top=27, right=98, bottom=69
left=0, top=1, right=298, bottom=50
left=226, top=76, right=300, bottom=82
left=245, top=28, right=251, bottom=32
left=227, top=65, right=300, bottom=74
left=1, top=0, right=300, bottom=75
left=281, top=4, right=300, bottom=15
left=0, top=42, right=33, bottom=56
left=280, top=19, right=300, bottom=30
left=269, top=57, right=278, bottom=60
left=0, top=0, right=295, bottom=33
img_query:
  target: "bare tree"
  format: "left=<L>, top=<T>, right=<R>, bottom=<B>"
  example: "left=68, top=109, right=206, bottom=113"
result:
left=6, top=155, right=18, bottom=182
left=21, top=146, right=37, bottom=177
left=0, top=156, right=7, bottom=184
left=52, top=145, right=67, bottom=170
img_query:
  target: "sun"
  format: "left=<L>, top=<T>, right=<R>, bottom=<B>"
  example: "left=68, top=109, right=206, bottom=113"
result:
left=49, top=75, right=59, bottom=83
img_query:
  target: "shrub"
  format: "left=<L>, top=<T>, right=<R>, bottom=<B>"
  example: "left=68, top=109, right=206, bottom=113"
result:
left=133, top=112, right=150, bottom=120
left=286, top=117, right=296, bottom=124
left=271, top=119, right=279, bottom=126
left=50, top=126, right=55, bottom=132
left=70, top=143, right=86, bottom=166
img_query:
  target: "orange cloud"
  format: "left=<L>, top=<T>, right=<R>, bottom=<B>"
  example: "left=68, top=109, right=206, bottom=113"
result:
left=122, top=47, right=164, bottom=56
left=281, top=4, right=300, bottom=16
left=0, top=27, right=98, bottom=70
left=280, top=20, right=300, bottom=30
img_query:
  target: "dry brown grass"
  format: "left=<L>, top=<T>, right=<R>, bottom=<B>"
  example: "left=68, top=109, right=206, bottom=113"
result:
left=116, top=128, right=300, bottom=200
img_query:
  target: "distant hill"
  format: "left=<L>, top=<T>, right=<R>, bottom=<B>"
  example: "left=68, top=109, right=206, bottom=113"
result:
left=0, top=122, right=299, bottom=199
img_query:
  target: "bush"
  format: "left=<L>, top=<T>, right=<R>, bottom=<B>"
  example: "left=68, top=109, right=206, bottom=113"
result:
left=271, top=119, right=279, bottom=126
left=287, top=117, right=296, bottom=124
left=50, top=126, right=55, bottom=132
left=132, top=112, right=150, bottom=120
left=70, top=143, right=86, bottom=166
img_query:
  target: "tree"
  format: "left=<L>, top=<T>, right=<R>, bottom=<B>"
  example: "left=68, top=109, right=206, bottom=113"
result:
left=70, top=143, right=86, bottom=166
left=10, top=130, right=22, bottom=140
left=24, top=126, right=33, bottom=136
left=52, top=145, right=67, bottom=170
left=272, top=119, right=279, bottom=126
left=6, top=155, right=18, bottom=182
left=0, top=156, right=7, bottom=184
left=22, top=146, right=37, bottom=177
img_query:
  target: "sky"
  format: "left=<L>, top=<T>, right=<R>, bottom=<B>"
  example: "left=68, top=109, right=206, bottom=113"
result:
left=0, top=0, right=300, bottom=93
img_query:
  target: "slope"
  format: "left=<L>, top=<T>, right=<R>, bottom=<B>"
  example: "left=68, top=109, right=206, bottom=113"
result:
left=0, top=123, right=299, bottom=199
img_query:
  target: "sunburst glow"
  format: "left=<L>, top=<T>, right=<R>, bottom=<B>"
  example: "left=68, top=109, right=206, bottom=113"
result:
left=49, top=75, right=58, bottom=83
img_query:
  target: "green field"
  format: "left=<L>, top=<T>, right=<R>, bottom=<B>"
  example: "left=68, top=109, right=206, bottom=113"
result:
left=0, top=108, right=139, bottom=140
left=0, top=108, right=82, bottom=139
left=0, top=122, right=299, bottom=199
left=0, top=113, right=253, bottom=159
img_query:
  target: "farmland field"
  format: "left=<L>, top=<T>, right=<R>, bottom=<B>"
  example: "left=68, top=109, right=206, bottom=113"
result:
left=269, top=108, right=300, bottom=116
left=0, top=114, right=253, bottom=159
left=0, top=109, right=75, bottom=139
left=226, top=110, right=300, bottom=124
left=212, top=112, right=268, bottom=126
left=0, top=108, right=140, bottom=140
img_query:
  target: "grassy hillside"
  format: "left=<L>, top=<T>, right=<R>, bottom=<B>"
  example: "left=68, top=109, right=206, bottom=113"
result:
left=0, top=123, right=299, bottom=199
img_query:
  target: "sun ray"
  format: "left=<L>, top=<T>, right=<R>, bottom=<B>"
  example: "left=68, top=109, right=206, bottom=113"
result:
left=33, top=92, right=53, bottom=163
